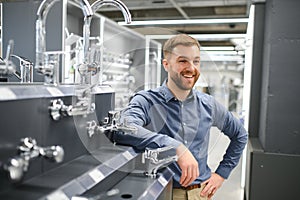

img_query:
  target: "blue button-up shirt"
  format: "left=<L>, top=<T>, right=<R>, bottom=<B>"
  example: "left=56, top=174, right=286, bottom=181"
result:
left=112, top=83, right=248, bottom=188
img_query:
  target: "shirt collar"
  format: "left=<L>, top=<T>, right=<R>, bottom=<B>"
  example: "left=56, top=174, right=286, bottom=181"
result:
left=160, top=80, right=195, bottom=102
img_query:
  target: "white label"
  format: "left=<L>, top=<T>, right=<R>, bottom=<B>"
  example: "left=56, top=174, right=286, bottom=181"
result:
left=0, top=88, right=17, bottom=100
left=46, top=191, right=69, bottom=200
left=122, top=151, right=134, bottom=160
left=158, top=176, right=168, bottom=187
left=89, top=169, right=104, bottom=183
left=71, top=197, right=88, bottom=200
left=47, top=87, right=64, bottom=96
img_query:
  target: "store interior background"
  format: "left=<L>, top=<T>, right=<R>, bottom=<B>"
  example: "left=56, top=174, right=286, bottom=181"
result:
left=1, top=0, right=299, bottom=199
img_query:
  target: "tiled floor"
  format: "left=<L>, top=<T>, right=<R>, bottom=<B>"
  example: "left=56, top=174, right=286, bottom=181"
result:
left=207, top=127, right=245, bottom=200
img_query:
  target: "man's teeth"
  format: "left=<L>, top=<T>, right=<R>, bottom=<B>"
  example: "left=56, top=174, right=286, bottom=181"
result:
left=183, top=74, right=193, bottom=78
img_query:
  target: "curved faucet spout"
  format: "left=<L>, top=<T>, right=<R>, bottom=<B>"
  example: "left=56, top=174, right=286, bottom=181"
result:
left=76, top=0, right=93, bottom=17
left=91, top=0, right=131, bottom=24
left=35, top=0, right=93, bottom=78
left=35, top=0, right=60, bottom=69
left=80, top=0, right=132, bottom=84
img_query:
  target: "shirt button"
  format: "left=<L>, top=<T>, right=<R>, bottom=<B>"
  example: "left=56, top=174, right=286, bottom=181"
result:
left=184, top=140, right=188, bottom=144
left=183, top=122, right=186, bottom=126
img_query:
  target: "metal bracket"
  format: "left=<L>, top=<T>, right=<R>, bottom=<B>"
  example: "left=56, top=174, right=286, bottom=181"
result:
left=143, top=146, right=178, bottom=178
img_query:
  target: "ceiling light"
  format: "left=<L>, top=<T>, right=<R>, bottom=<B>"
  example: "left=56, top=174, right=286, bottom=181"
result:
left=201, top=46, right=235, bottom=51
left=118, top=18, right=248, bottom=26
left=146, top=34, right=246, bottom=41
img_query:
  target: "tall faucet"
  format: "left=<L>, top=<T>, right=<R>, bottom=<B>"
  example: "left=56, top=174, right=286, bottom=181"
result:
left=80, top=0, right=131, bottom=85
left=35, top=0, right=93, bottom=83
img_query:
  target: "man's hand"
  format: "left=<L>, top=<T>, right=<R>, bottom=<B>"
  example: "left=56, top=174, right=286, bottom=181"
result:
left=176, top=144, right=199, bottom=187
left=200, top=173, right=225, bottom=199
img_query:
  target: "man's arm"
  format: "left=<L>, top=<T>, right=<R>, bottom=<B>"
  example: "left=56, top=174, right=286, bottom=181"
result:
left=201, top=98, right=248, bottom=198
left=109, top=93, right=199, bottom=186
left=211, top=98, right=248, bottom=179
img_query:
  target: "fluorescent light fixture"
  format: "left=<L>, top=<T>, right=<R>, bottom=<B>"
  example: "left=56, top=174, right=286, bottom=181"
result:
left=202, top=55, right=244, bottom=62
left=205, top=51, right=239, bottom=55
left=146, top=34, right=246, bottom=41
left=118, top=18, right=248, bottom=26
left=202, top=46, right=235, bottom=51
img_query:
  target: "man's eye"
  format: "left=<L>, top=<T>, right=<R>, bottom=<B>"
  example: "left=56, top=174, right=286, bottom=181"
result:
left=194, top=60, right=200, bottom=65
left=179, top=60, right=187, bottom=63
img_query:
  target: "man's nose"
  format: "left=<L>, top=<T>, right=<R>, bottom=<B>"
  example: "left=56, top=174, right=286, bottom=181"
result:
left=188, top=61, right=198, bottom=70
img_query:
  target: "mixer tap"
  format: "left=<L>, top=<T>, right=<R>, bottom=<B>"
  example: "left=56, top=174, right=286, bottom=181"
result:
left=49, top=98, right=95, bottom=121
left=86, top=110, right=137, bottom=137
left=2, top=137, right=64, bottom=182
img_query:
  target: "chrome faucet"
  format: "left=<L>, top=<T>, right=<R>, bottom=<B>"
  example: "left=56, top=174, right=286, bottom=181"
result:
left=79, top=0, right=131, bottom=85
left=2, top=137, right=64, bottom=182
left=49, top=84, right=100, bottom=121
left=86, top=110, right=137, bottom=137
left=35, top=0, right=93, bottom=84
left=49, top=97, right=96, bottom=121
left=91, top=0, right=131, bottom=23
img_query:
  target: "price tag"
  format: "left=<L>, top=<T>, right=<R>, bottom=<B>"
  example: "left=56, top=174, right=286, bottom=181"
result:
left=158, top=176, right=168, bottom=187
left=0, top=88, right=17, bottom=100
left=46, top=190, right=69, bottom=200
left=89, top=169, right=104, bottom=183
left=47, top=87, right=64, bottom=97
left=122, top=151, right=134, bottom=160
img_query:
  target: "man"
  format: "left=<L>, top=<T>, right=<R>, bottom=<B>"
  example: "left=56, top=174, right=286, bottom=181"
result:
left=109, top=34, right=248, bottom=200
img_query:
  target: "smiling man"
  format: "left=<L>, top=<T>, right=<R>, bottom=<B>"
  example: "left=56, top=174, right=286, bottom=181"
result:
left=110, top=34, right=248, bottom=200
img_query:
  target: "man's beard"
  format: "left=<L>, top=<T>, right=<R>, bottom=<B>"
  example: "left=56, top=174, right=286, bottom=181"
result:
left=170, top=68, right=200, bottom=90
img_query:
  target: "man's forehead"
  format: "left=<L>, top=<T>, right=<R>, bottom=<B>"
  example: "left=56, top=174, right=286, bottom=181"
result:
left=171, top=45, right=200, bottom=58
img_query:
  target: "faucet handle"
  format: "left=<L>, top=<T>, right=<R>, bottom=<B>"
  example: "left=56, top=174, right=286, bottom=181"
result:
left=18, top=137, right=37, bottom=153
left=5, top=40, right=14, bottom=61
left=39, top=145, right=64, bottom=163
left=3, top=156, right=29, bottom=182
left=49, top=99, right=71, bottom=120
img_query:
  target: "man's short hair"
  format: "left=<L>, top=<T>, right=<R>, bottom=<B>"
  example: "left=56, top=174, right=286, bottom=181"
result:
left=163, top=34, right=201, bottom=58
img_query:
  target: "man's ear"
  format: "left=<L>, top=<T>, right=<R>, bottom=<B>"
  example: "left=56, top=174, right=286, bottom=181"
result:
left=162, top=58, right=169, bottom=72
